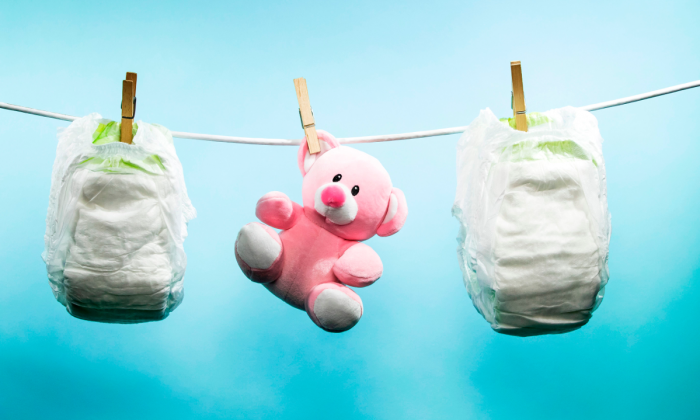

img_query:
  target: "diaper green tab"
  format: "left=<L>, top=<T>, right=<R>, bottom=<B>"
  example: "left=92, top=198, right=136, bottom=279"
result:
left=82, top=121, right=166, bottom=175
left=92, top=121, right=139, bottom=145
left=501, top=139, right=598, bottom=167
left=499, top=112, right=551, bottom=130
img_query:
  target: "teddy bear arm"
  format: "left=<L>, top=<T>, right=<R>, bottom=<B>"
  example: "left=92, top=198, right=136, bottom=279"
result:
left=333, top=243, right=383, bottom=288
left=255, top=191, right=303, bottom=230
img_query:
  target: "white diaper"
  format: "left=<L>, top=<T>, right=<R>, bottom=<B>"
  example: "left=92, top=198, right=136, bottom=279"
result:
left=453, top=107, right=610, bottom=336
left=43, top=114, right=196, bottom=323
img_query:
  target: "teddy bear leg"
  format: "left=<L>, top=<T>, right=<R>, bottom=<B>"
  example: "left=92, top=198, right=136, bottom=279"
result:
left=235, top=222, right=284, bottom=284
left=305, top=283, right=363, bottom=333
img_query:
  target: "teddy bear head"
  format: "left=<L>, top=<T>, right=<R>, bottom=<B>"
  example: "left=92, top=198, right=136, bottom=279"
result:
left=297, top=130, right=407, bottom=241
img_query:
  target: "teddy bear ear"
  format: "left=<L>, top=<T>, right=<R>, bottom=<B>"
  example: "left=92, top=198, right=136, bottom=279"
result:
left=377, top=187, right=408, bottom=237
left=297, top=130, right=341, bottom=176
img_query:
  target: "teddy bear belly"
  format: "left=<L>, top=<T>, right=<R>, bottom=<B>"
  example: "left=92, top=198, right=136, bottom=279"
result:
left=264, top=216, right=354, bottom=309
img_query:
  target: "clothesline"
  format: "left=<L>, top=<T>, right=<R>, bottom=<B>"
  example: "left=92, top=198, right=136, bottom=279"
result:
left=1, top=80, right=698, bottom=146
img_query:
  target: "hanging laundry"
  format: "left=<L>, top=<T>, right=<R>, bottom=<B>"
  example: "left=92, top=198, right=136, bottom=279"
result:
left=453, top=107, right=611, bottom=336
left=234, top=130, right=408, bottom=332
left=43, top=114, right=196, bottom=323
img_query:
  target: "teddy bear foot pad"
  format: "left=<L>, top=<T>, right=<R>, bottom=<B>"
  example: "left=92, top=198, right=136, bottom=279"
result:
left=306, top=283, right=363, bottom=333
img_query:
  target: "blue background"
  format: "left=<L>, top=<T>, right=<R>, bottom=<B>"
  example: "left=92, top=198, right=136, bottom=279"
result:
left=1, top=1, right=699, bottom=418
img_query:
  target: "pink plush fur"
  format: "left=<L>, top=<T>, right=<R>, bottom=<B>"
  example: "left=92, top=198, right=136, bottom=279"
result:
left=235, top=130, right=408, bottom=332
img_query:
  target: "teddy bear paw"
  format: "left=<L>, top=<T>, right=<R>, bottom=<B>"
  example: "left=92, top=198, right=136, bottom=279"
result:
left=306, top=283, right=363, bottom=333
left=235, top=223, right=283, bottom=283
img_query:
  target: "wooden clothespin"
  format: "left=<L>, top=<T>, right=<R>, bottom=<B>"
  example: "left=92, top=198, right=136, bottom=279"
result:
left=120, top=72, right=138, bottom=144
left=510, top=61, right=528, bottom=132
left=293, top=77, right=321, bottom=154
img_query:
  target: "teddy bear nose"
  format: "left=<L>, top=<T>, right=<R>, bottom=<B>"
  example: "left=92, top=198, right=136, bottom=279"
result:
left=321, top=185, right=346, bottom=208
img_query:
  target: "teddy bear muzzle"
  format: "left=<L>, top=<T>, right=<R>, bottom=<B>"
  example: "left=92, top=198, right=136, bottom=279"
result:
left=314, top=183, right=358, bottom=225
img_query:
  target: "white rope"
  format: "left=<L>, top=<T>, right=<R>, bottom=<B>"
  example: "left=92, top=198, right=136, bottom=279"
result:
left=580, top=80, right=700, bottom=112
left=0, top=102, right=78, bottom=122
left=1, top=79, right=698, bottom=145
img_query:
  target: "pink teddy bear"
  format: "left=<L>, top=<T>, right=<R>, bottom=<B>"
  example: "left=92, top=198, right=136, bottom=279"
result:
left=235, top=130, right=408, bottom=332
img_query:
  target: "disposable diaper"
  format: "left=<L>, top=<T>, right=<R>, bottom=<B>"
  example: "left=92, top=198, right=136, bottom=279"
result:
left=43, top=114, right=196, bottom=323
left=453, top=107, right=610, bottom=336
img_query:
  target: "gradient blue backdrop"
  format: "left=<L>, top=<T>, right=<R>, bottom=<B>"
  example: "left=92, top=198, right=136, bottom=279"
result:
left=1, top=1, right=699, bottom=418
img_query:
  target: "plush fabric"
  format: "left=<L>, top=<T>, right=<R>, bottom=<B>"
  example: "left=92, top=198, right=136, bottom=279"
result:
left=235, top=130, right=407, bottom=332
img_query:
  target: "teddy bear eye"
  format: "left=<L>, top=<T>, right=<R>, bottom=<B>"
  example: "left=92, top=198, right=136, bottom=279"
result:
left=351, top=186, right=360, bottom=196
left=333, top=174, right=342, bottom=182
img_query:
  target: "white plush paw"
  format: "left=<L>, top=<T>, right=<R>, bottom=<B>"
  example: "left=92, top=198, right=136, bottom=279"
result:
left=235, top=223, right=281, bottom=270
left=313, top=289, right=362, bottom=332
